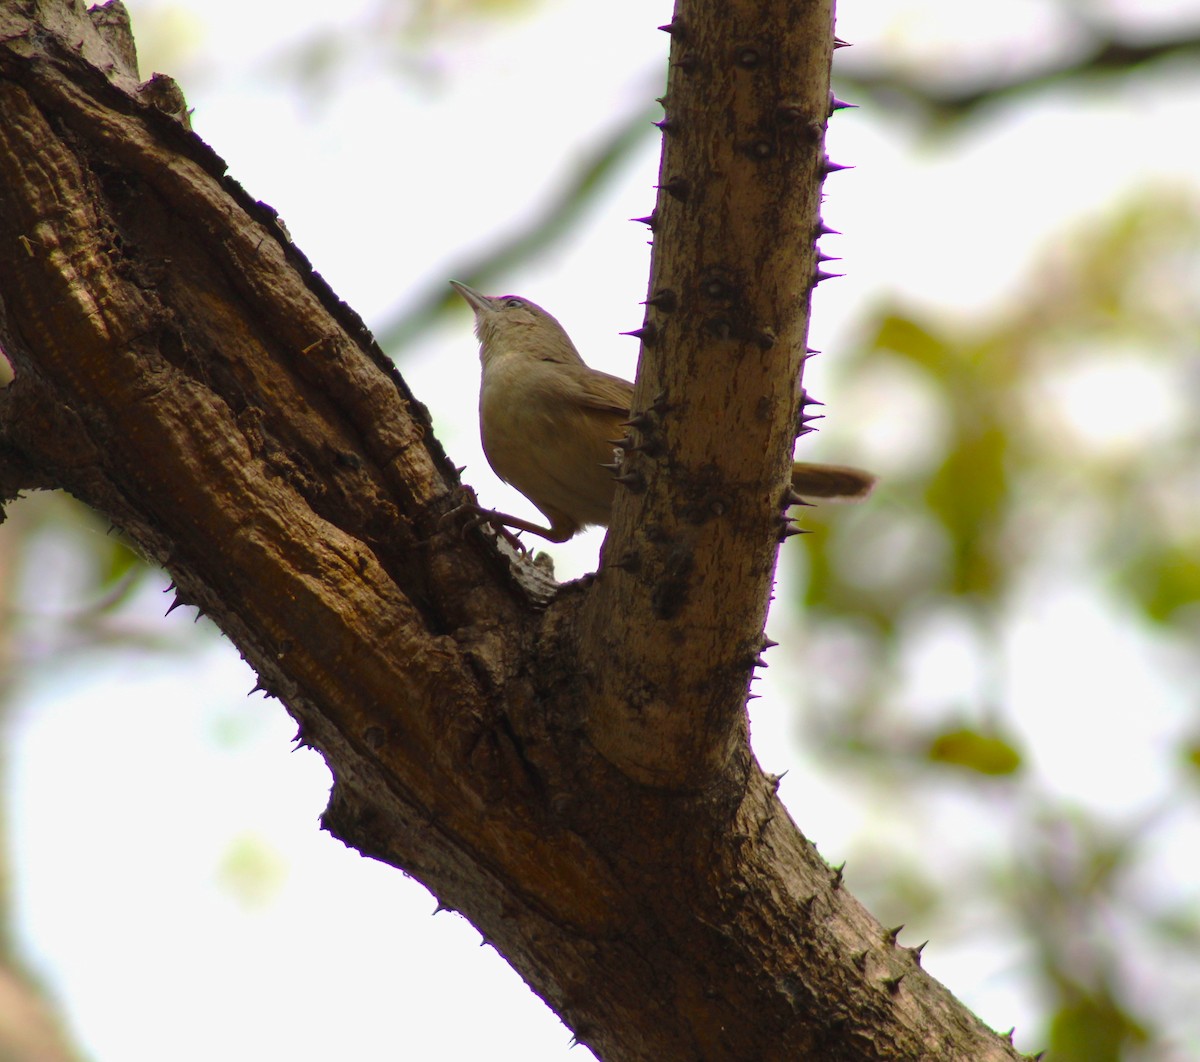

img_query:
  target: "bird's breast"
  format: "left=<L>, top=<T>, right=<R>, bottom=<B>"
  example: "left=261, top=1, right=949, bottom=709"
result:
left=479, top=358, right=621, bottom=529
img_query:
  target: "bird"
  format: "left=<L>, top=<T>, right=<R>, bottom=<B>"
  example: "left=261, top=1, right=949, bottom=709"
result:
left=450, top=280, right=875, bottom=543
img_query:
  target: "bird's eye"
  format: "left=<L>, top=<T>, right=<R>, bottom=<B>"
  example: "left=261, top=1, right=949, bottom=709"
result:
left=504, top=297, right=524, bottom=309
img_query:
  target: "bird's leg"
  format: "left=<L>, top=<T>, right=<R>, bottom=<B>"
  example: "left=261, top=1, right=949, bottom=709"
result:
left=443, top=498, right=577, bottom=547
left=472, top=506, right=578, bottom=543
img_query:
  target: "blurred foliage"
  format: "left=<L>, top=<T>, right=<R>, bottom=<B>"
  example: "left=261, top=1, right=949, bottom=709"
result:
left=927, top=726, right=1022, bottom=776
left=216, top=834, right=289, bottom=909
left=129, top=0, right=549, bottom=97
left=274, top=0, right=547, bottom=97
left=0, top=493, right=200, bottom=901
left=0, top=494, right=188, bottom=1062
left=0, top=494, right=186, bottom=673
left=798, top=191, right=1200, bottom=1060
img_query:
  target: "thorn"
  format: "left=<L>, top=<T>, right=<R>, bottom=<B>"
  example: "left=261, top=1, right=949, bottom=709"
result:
left=884, top=924, right=904, bottom=945
left=797, top=426, right=818, bottom=437
left=821, top=158, right=854, bottom=175
left=620, top=322, right=658, bottom=345
left=746, top=692, right=760, bottom=701
left=610, top=551, right=641, bottom=573
left=778, top=521, right=812, bottom=541
left=833, top=36, right=851, bottom=48
left=881, top=973, right=905, bottom=993
left=806, top=346, right=821, bottom=355
left=631, top=213, right=657, bottom=230
left=629, top=436, right=663, bottom=459
left=622, top=413, right=654, bottom=432
left=658, top=16, right=686, bottom=38
left=455, top=464, right=468, bottom=475
left=1003, top=1029, right=1015, bottom=1045
left=164, top=581, right=176, bottom=593
left=850, top=949, right=867, bottom=969
left=813, top=268, right=844, bottom=284
left=607, top=436, right=635, bottom=450
left=654, top=117, right=677, bottom=136
left=816, top=220, right=840, bottom=237
left=760, top=635, right=779, bottom=650
left=248, top=681, right=268, bottom=697
left=650, top=389, right=670, bottom=414
left=599, top=460, right=623, bottom=474
left=643, top=288, right=678, bottom=312
left=614, top=471, right=646, bottom=491
left=673, top=51, right=698, bottom=74
left=165, top=594, right=186, bottom=615
left=909, top=941, right=927, bottom=965
left=799, top=391, right=825, bottom=407
left=816, top=252, right=841, bottom=264
left=659, top=176, right=691, bottom=201
left=828, top=96, right=857, bottom=113
left=831, top=862, right=845, bottom=888
left=433, top=901, right=454, bottom=915
left=754, top=654, right=767, bottom=668
left=800, top=412, right=825, bottom=425
left=786, top=489, right=816, bottom=508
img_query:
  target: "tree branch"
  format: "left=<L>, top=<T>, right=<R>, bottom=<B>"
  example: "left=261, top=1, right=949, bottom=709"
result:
left=834, top=21, right=1200, bottom=125
left=579, top=2, right=834, bottom=785
left=0, top=2, right=1030, bottom=1059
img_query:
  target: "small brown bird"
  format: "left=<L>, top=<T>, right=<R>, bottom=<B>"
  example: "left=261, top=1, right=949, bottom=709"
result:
left=451, top=281, right=875, bottom=543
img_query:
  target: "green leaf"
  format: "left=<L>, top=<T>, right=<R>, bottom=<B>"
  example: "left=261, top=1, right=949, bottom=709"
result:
left=1048, top=993, right=1148, bottom=1062
left=928, top=727, right=1021, bottom=776
left=101, top=538, right=141, bottom=587
left=870, top=314, right=953, bottom=374
left=1121, top=543, right=1200, bottom=624
left=924, top=422, right=1008, bottom=596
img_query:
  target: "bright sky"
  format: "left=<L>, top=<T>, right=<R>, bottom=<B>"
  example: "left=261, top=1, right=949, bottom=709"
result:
left=9, top=1, right=1200, bottom=1059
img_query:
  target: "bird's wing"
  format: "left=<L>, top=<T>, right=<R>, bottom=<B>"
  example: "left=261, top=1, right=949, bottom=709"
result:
left=569, top=367, right=634, bottom=417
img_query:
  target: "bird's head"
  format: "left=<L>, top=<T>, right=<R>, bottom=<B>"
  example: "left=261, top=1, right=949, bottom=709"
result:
left=450, top=281, right=583, bottom=367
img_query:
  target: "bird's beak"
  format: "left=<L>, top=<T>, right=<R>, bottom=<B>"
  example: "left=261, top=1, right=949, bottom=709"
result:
left=449, top=280, right=493, bottom=315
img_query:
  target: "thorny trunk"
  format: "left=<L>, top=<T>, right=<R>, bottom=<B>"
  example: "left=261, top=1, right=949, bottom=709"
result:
left=0, top=2, right=1028, bottom=1060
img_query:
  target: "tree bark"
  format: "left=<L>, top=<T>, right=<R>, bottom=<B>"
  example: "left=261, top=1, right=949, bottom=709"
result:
left=0, top=2, right=1029, bottom=1060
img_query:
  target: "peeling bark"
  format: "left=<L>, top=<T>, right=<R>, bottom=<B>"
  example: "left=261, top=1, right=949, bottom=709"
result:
left=0, top=2, right=1028, bottom=1060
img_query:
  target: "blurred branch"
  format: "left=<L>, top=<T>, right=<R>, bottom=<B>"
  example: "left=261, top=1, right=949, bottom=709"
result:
left=834, top=22, right=1200, bottom=125
left=375, top=100, right=658, bottom=352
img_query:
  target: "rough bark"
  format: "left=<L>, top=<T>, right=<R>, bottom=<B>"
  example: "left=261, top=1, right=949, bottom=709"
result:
left=0, top=2, right=1029, bottom=1060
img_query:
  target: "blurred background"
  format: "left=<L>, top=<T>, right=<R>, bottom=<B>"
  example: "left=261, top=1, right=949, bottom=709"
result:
left=2, top=0, right=1199, bottom=1059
